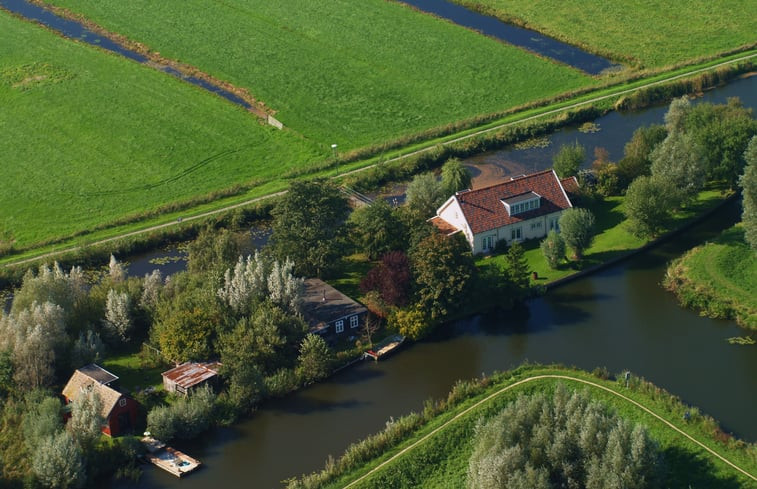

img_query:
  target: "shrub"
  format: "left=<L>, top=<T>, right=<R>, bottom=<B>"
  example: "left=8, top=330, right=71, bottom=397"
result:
left=540, top=230, right=566, bottom=269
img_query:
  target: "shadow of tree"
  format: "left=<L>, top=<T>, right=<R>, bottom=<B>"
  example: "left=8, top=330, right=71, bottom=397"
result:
left=661, top=445, right=747, bottom=489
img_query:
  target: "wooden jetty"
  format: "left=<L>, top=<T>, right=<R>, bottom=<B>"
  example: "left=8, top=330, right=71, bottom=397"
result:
left=141, top=436, right=201, bottom=478
left=364, top=334, right=405, bottom=361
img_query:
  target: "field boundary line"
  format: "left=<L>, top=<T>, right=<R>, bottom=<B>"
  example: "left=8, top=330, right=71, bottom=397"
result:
left=3, top=52, right=756, bottom=269
left=342, top=374, right=757, bottom=488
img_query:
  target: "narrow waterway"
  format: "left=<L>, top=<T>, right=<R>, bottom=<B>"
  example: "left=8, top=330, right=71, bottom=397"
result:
left=122, top=75, right=757, bottom=488
left=0, top=0, right=253, bottom=109
left=397, top=0, right=618, bottom=75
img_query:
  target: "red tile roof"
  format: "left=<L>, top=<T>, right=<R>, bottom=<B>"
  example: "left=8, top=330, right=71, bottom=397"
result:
left=455, top=170, right=572, bottom=234
left=429, top=216, right=460, bottom=236
left=560, top=176, right=580, bottom=195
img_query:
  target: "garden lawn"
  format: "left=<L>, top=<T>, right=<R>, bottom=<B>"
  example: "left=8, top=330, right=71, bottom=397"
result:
left=316, top=366, right=757, bottom=488
left=40, top=0, right=594, bottom=150
left=455, top=0, right=757, bottom=68
left=101, top=350, right=166, bottom=393
left=477, top=188, right=730, bottom=284
left=0, top=11, right=322, bottom=249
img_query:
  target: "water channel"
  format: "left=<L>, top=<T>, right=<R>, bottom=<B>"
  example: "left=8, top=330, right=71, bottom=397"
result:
left=396, top=0, right=618, bottom=75
left=0, top=0, right=253, bottom=109
left=117, top=75, right=757, bottom=488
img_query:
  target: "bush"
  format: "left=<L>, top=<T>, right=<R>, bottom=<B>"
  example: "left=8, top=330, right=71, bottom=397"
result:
left=540, top=230, right=566, bottom=269
left=146, top=384, right=216, bottom=441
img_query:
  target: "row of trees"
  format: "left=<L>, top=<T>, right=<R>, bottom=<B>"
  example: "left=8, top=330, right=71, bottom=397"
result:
left=467, top=384, right=662, bottom=489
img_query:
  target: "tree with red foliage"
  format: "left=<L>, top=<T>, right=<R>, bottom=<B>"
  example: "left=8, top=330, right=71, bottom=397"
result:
left=360, top=251, right=412, bottom=308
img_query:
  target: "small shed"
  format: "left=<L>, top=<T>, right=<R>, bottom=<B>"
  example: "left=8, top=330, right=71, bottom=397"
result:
left=302, top=278, right=368, bottom=344
left=62, top=364, right=138, bottom=437
left=161, top=362, right=221, bottom=395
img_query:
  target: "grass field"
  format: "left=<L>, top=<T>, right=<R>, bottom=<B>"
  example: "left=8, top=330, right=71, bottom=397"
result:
left=456, top=0, right=757, bottom=68
left=0, top=10, right=325, bottom=249
left=305, top=366, right=757, bottom=489
left=39, top=0, right=594, bottom=149
left=664, top=225, right=757, bottom=328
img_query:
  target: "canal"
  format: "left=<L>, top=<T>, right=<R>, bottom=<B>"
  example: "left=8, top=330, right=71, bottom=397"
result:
left=124, top=75, right=757, bottom=488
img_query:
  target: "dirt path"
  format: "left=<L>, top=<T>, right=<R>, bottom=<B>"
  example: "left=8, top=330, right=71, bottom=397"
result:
left=4, top=52, right=756, bottom=269
left=342, top=374, right=757, bottom=488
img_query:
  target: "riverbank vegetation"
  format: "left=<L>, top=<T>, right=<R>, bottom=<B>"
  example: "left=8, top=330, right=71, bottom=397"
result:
left=454, top=0, right=757, bottom=68
left=664, top=226, right=757, bottom=329
left=285, top=365, right=757, bottom=488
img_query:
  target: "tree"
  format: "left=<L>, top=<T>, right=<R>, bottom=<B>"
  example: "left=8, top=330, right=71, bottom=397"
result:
left=505, top=241, right=530, bottom=291
left=348, top=199, right=405, bottom=259
left=146, top=385, right=216, bottom=441
left=139, top=269, right=163, bottom=315
left=553, top=141, right=585, bottom=178
left=389, top=305, right=429, bottom=340
left=740, top=136, right=757, bottom=249
left=467, top=384, right=660, bottom=489
left=69, top=330, right=104, bottom=370
left=187, top=226, right=241, bottom=275
left=540, top=230, right=566, bottom=269
left=405, top=172, right=445, bottom=219
left=683, top=98, right=756, bottom=187
left=32, top=431, right=85, bottom=489
left=22, top=393, right=63, bottom=452
left=663, top=96, right=691, bottom=134
left=102, top=289, right=131, bottom=345
left=617, top=124, right=667, bottom=188
left=359, top=251, right=412, bottom=307
left=558, top=208, right=596, bottom=259
left=270, top=179, right=350, bottom=277
left=649, top=132, right=706, bottom=205
left=623, top=176, right=675, bottom=238
left=67, top=388, right=103, bottom=451
left=411, top=233, right=476, bottom=321
left=441, top=157, right=472, bottom=196
left=11, top=262, right=87, bottom=327
left=0, top=302, right=67, bottom=391
left=297, top=334, right=333, bottom=385
left=108, top=254, right=126, bottom=284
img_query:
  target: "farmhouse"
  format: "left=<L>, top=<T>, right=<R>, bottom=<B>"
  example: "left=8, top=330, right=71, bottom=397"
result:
left=302, top=278, right=367, bottom=344
left=62, top=364, right=138, bottom=437
left=430, top=169, right=574, bottom=254
left=162, top=362, right=221, bottom=395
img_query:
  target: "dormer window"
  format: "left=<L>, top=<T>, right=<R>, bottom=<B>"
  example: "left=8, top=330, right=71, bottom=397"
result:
left=501, top=192, right=541, bottom=216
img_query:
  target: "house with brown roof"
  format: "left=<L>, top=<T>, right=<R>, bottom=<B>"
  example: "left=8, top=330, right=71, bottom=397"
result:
left=430, top=170, right=574, bottom=254
left=162, top=362, right=221, bottom=395
left=302, top=278, right=367, bottom=344
left=62, top=364, right=138, bottom=437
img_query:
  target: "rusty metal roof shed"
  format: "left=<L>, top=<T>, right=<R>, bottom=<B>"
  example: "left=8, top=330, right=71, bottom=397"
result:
left=161, top=362, right=221, bottom=390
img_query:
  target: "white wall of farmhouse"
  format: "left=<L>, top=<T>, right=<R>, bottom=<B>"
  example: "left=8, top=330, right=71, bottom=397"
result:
left=437, top=197, right=475, bottom=247
left=471, top=211, right=564, bottom=254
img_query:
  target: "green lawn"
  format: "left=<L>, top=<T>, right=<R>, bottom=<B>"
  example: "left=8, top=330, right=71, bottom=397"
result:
left=0, top=11, right=323, bottom=249
left=665, top=225, right=757, bottom=328
left=478, top=188, right=731, bottom=284
left=309, top=366, right=757, bottom=489
left=455, top=0, right=757, bottom=68
left=40, top=0, right=594, bottom=150
left=101, top=350, right=167, bottom=393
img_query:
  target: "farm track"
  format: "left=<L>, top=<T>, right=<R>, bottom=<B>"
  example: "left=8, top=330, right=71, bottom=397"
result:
left=2, top=51, right=756, bottom=269
left=342, top=374, right=757, bottom=488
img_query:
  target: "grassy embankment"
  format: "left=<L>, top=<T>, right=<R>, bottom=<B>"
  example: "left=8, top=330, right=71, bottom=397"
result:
left=664, top=225, right=757, bottom=329
left=288, top=365, right=757, bottom=488
left=455, top=0, right=757, bottom=68
left=478, top=186, right=732, bottom=286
